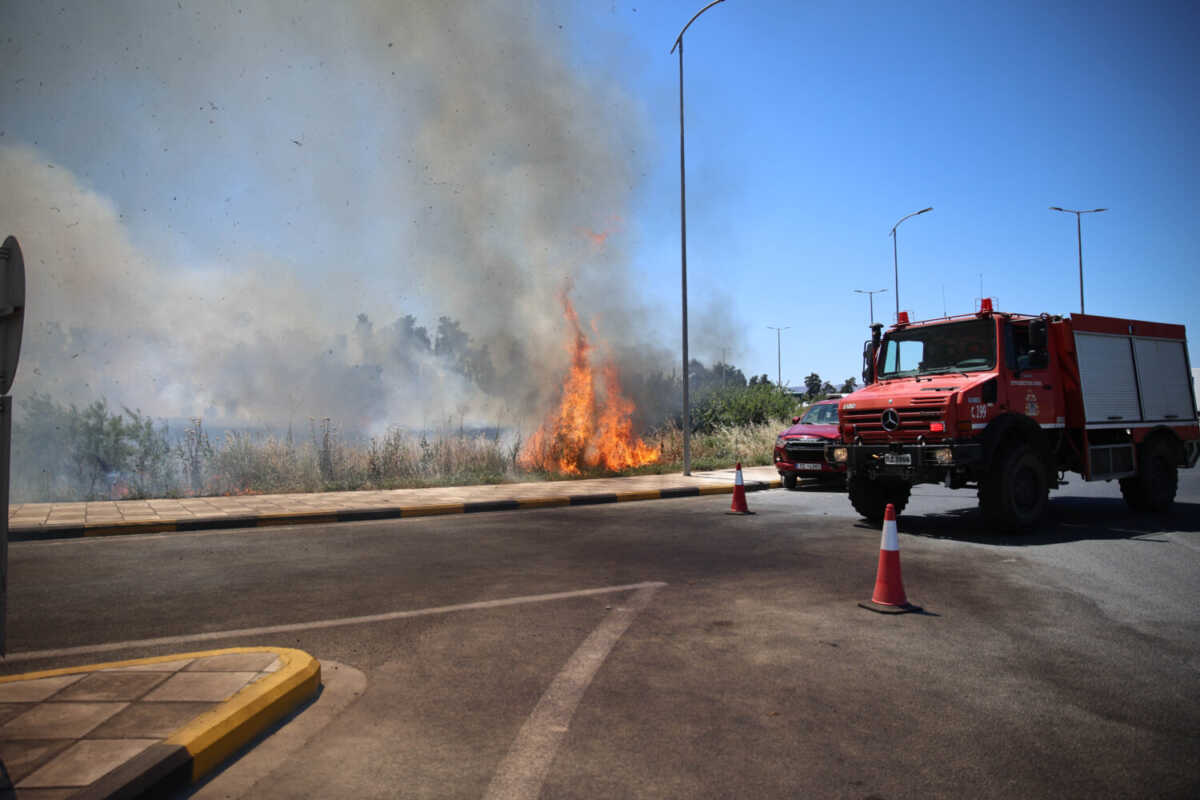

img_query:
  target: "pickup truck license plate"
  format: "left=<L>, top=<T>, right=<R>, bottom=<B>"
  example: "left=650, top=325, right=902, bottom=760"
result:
left=883, top=453, right=912, bottom=466
left=797, top=463, right=822, bottom=471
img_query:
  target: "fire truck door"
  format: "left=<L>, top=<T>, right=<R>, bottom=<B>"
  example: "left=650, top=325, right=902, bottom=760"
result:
left=1008, top=322, right=1059, bottom=426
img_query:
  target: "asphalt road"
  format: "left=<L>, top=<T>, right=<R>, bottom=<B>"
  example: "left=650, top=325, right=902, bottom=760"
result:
left=5, top=473, right=1199, bottom=798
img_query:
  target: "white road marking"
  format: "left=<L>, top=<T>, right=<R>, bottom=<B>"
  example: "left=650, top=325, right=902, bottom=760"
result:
left=483, top=583, right=661, bottom=800
left=3, top=582, right=667, bottom=664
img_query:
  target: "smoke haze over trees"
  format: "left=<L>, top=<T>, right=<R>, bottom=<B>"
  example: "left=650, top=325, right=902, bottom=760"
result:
left=0, top=1, right=719, bottom=439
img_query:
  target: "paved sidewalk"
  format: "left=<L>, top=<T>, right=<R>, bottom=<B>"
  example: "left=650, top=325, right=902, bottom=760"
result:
left=0, top=648, right=320, bottom=799
left=7, top=466, right=782, bottom=541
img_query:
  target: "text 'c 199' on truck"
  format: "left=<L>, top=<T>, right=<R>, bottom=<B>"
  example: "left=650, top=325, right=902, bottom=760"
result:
left=825, top=299, right=1200, bottom=532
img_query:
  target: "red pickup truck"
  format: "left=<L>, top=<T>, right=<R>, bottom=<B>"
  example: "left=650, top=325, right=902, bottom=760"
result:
left=774, top=398, right=847, bottom=489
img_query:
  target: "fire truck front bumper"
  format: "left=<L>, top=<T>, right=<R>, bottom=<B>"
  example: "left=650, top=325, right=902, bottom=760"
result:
left=827, top=441, right=985, bottom=479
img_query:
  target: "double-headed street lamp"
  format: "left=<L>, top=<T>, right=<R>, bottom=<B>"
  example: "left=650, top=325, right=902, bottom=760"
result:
left=890, top=207, right=932, bottom=321
left=1049, top=206, right=1107, bottom=314
left=767, top=326, right=790, bottom=388
left=671, top=0, right=727, bottom=476
left=853, top=288, right=888, bottom=325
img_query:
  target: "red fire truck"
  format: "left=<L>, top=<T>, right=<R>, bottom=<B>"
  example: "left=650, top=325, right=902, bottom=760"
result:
left=827, top=300, right=1200, bottom=530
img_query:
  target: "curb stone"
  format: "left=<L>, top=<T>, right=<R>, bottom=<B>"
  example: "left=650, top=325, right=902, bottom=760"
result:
left=10, top=480, right=782, bottom=542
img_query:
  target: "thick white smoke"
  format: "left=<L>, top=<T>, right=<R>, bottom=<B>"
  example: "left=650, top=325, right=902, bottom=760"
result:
left=0, top=1, right=672, bottom=434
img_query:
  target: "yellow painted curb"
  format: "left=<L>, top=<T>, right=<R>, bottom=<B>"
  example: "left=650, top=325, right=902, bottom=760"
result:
left=698, top=485, right=734, bottom=496
left=615, top=490, right=662, bottom=502
left=167, top=647, right=320, bottom=779
left=516, top=497, right=571, bottom=509
left=399, top=503, right=466, bottom=517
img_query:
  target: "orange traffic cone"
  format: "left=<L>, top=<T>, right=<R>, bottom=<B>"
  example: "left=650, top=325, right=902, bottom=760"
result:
left=858, top=503, right=918, bottom=613
left=727, top=462, right=754, bottom=515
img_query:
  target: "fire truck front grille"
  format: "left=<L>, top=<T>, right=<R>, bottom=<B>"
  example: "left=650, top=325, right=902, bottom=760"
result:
left=842, top=404, right=946, bottom=442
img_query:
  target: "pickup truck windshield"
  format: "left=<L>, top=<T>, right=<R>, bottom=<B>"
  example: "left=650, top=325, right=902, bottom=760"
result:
left=802, top=403, right=838, bottom=425
left=878, top=318, right=996, bottom=379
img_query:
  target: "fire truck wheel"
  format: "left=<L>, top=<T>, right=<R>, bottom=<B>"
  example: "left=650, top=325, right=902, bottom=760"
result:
left=783, top=473, right=798, bottom=490
left=979, top=442, right=1049, bottom=532
left=1120, top=438, right=1178, bottom=512
left=848, top=475, right=910, bottom=523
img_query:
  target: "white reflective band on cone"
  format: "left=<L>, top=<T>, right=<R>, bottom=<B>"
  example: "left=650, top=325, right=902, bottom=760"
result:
left=880, top=518, right=899, bottom=552
left=735, top=469, right=744, bottom=486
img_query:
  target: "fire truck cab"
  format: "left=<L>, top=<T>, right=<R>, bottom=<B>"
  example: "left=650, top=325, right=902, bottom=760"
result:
left=828, top=301, right=1200, bottom=531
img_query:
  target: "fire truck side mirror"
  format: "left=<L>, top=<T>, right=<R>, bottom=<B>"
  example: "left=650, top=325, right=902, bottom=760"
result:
left=1027, top=319, right=1049, bottom=369
left=1029, top=319, right=1048, bottom=349
left=862, top=340, right=875, bottom=386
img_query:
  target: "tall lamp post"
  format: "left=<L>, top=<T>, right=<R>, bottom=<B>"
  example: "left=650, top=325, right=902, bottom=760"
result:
left=767, top=326, right=790, bottom=388
left=671, top=0, right=726, bottom=477
left=1049, top=206, right=1107, bottom=314
left=853, top=288, right=888, bottom=325
left=890, top=206, right=932, bottom=321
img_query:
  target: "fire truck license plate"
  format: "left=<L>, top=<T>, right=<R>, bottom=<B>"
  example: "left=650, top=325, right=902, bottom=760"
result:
left=797, top=463, right=822, bottom=471
left=883, top=453, right=912, bottom=466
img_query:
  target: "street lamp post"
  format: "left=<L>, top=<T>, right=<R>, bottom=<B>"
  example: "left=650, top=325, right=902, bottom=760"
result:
left=1049, top=206, right=1107, bottom=314
left=853, top=288, right=888, bottom=325
left=671, top=0, right=726, bottom=476
left=767, top=326, right=790, bottom=388
left=890, top=207, right=933, bottom=321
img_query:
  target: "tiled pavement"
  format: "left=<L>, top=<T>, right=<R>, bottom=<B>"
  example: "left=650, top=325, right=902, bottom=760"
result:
left=0, top=649, right=320, bottom=799
left=7, top=466, right=782, bottom=539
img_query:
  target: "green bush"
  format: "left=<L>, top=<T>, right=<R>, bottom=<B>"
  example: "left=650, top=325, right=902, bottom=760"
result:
left=12, top=394, right=178, bottom=501
left=691, top=383, right=798, bottom=432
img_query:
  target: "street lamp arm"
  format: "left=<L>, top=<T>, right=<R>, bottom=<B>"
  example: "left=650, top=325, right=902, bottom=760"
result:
left=671, top=0, right=727, bottom=52
left=890, top=206, right=933, bottom=235
left=1050, top=207, right=1108, bottom=216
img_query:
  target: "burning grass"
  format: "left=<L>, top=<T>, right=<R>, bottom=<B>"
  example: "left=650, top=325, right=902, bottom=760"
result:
left=518, top=293, right=659, bottom=474
left=208, top=422, right=777, bottom=494
left=13, top=385, right=796, bottom=502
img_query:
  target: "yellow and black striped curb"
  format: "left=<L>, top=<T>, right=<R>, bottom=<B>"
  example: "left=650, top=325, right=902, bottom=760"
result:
left=0, top=647, right=320, bottom=799
left=10, top=479, right=781, bottom=541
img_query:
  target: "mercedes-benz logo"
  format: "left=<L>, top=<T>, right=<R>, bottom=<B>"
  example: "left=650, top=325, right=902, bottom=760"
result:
left=881, top=408, right=900, bottom=431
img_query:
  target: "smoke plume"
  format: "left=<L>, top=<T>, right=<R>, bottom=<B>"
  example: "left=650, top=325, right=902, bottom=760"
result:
left=0, top=1, right=669, bottom=435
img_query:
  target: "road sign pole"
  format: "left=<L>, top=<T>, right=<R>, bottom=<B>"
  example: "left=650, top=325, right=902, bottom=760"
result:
left=0, top=396, right=9, bottom=655
left=1, top=235, right=27, bottom=657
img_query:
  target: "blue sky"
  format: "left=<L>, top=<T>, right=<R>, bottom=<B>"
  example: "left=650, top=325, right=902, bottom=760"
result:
left=569, top=0, right=1200, bottom=386
left=1, top=0, right=1198, bottom=426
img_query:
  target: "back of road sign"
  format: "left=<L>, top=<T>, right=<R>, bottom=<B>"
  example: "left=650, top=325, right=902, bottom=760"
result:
left=0, top=236, right=25, bottom=395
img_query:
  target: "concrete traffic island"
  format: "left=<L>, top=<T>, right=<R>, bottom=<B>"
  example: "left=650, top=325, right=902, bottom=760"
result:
left=0, top=647, right=320, bottom=798
left=7, top=466, right=783, bottom=541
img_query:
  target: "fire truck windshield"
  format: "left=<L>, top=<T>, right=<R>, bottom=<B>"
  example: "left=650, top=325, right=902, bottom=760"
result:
left=878, top=318, right=996, bottom=379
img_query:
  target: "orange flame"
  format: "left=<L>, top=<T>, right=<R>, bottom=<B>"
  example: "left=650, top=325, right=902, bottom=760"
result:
left=520, top=294, right=659, bottom=474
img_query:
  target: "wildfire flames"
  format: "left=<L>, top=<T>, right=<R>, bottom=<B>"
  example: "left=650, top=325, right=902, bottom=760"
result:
left=520, top=294, right=659, bottom=475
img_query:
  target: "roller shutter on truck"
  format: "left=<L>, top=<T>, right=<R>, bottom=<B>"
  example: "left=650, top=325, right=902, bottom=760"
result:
left=1074, top=329, right=1198, bottom=426
left=1133, top=338, right=1195, bottom=421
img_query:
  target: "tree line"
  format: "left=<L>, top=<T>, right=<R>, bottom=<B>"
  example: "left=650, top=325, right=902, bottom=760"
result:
left=11, top=307, right=861, bottom=501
